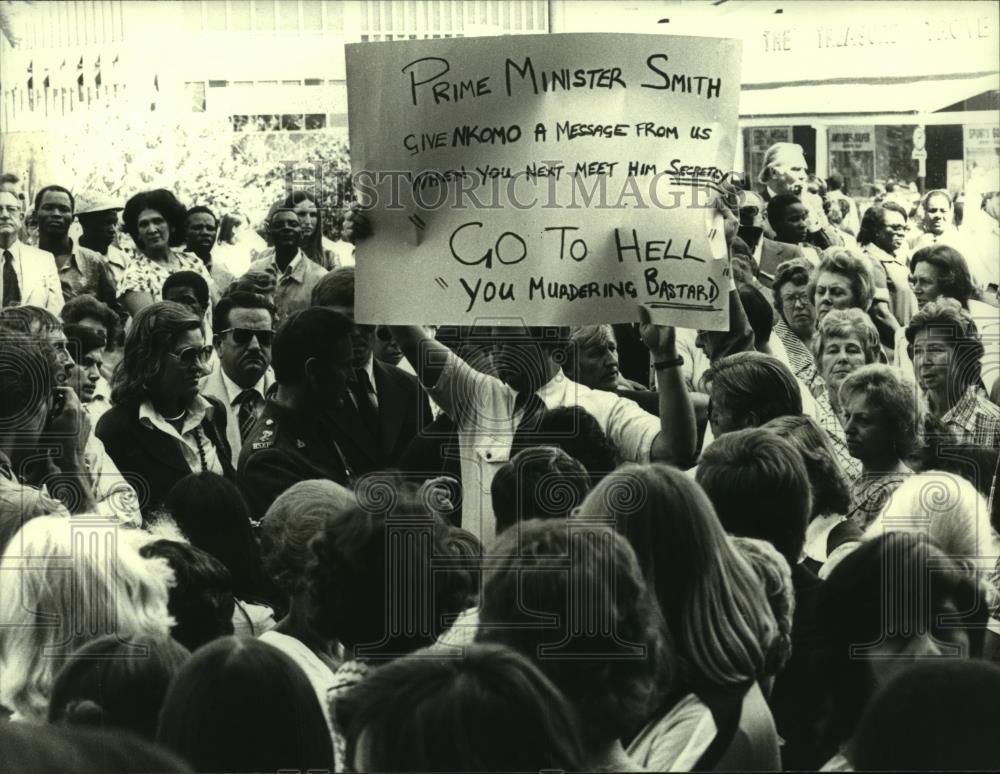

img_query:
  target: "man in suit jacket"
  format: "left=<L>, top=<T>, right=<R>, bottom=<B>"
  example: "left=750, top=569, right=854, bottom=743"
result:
left=200, top=292, right=277, bottom=468
left=759, top=194, right=819, bottom=287
left=0, top=190, right=63, bottom=315
left=310, top=268, right=432, bottom=476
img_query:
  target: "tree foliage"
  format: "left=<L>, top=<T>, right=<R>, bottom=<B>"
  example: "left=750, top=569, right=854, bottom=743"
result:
left=45, top=112, right=354, bottom=238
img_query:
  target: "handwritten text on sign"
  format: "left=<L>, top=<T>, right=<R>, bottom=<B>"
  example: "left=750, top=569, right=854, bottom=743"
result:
left=346, top=34, right=742, bottom=329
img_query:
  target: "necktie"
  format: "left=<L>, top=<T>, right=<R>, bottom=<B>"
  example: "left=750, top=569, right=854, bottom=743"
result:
left=349, top=367, right=380, bottom=440
left=2, top=250, right=21, bottom=307
left=235, top=389, right=259, bottom=441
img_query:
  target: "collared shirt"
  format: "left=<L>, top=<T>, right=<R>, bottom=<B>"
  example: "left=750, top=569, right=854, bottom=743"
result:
left=138, top=395, right=224, bottom=474
left=246, top=249, right=328, bottom=320
left=939, top=384, right=1000, bottom=448
left=427, top=352, right=662, bottom=544
left=0, top=239, right=63, bottom=314
left=774, top=318, right=822, bottom=396
left=220, top=367, right=272, bottom=419
left=54, top=240, right=117, bottom=304
left=104, top=244, right=130, bottom=287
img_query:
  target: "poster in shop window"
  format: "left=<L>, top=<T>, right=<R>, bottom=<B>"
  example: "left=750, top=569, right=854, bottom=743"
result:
left=346, top=33, right=742, bottom=329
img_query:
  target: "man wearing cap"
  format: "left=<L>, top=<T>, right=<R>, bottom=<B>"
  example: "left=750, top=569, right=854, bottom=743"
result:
left=0, top=189, right=63, bottom=314
left=76, top=190, right=129, bottom=288
left=34, top=185, right=119, bottom=309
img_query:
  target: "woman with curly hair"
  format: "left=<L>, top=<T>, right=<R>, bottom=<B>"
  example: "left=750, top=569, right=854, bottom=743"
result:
left=117, top=189, right=217, bottom=318
left=810, top=246, right=902, bottom=356
left=811, top=308, right=885, bottom=481
left=96, top=302, right=234, bottom=520
left=907, top=298, right=1000, bottom=447
left=838, top=364, right=920, bottom=529
left=575, top=464, right=781, bottom=771
left=0, top=516, right=173, bottom=721
left=257, top=479, right=356, bottom=732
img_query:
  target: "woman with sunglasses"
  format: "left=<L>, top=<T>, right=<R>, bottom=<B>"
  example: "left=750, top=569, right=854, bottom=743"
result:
left=97, top=301, right=235, bottom=522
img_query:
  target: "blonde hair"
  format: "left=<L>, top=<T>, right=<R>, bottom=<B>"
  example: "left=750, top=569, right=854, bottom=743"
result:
left=578, top=464, right=780, bottom=686
left=866, top=471, right=1000, bottom=573
left=0, top=516, right=173, bottom=720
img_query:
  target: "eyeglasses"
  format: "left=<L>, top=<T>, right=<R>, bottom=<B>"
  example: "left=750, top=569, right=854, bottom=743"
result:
left=781, top=291, right=811, bottom=307
left=376, top=325, right=393, bottom=342
left=219, top=328, right=274, bottom=346
left=167, top=345, right=214, bottom=367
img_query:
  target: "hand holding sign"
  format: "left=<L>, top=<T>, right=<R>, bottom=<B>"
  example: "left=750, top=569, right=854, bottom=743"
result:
left=347, top=33, right=742, bottom=329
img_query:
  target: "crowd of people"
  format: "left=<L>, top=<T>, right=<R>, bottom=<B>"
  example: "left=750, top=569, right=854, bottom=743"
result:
left=0, top=137, right=999, bottom=773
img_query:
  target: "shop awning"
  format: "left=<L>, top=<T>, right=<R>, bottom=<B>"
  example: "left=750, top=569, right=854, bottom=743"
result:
left=739, top=72, right=1000, bottom=118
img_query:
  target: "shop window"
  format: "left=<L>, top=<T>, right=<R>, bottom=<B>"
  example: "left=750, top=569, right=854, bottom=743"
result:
left=875, top=125, right=919, bottom=190
left=743, top=126, right=792, bottom=188
left=828, top=126, right=875, bottom=200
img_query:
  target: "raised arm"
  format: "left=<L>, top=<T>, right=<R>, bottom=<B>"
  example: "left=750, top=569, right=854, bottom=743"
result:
left=639, top=307, right=697, bottom=466
left=388, top=326, right=454, bottom=392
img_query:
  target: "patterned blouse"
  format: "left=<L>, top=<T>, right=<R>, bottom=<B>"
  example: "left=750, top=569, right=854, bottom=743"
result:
left=774, top=317, right=822, bottom=397
left=117, top=248, right=217, bottom=302
left=848, top=466, right=914, bottom=531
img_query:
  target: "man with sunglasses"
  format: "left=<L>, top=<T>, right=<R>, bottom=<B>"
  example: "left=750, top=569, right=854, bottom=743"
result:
left=202, top=292, right=277, bottom=467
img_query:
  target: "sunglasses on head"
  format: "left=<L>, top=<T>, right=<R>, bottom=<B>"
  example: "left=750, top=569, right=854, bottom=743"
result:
left=168, top=345, right=215, bottom=367
left=219, top=328, right=274, bottom=346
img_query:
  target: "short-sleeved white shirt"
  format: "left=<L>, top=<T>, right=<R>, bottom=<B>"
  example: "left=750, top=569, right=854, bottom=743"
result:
left=427, top=351, right=661, bottom=544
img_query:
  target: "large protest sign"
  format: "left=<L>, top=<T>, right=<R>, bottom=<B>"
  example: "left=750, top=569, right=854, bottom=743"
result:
left=346, top=33, right=742, bottom=329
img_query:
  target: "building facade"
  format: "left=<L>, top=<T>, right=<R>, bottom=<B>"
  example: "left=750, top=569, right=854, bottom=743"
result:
left=2, top=1, right=997, bottom=198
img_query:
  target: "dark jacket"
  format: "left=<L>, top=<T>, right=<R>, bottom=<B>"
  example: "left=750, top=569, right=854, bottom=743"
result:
left=237, top=398, right=354, bottom=520
left=95, top=395, right=235, bottom=520
left=327, top=360, right=432, bottom=476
